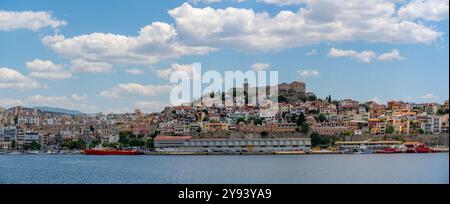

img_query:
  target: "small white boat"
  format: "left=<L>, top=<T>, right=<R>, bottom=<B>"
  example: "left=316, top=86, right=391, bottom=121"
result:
left=7, top=151, right=22, bottom=155
left=26, top=150, right=40, bottom=154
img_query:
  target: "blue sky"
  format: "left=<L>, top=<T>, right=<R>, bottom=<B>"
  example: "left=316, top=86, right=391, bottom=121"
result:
left=0, top=0, right=449, bottom=113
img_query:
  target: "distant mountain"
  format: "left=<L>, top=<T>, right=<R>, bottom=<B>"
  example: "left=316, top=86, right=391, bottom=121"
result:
left=34, top=106, right=84, bottom=115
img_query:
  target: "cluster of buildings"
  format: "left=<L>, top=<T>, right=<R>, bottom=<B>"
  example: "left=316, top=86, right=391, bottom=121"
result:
left=1, top=81, right=449, bottom=152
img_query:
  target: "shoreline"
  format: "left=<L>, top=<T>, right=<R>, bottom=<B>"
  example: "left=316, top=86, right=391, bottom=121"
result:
left=2, top=150, right=448, bottom=156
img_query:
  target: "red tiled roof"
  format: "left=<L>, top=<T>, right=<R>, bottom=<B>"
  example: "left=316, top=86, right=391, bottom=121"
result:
left=154, top=136, right=192, bottom=141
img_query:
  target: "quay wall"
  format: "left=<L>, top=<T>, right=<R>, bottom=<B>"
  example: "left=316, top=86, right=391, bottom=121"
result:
left=342, top=134, right=449, bottom=146
left=193, top=131, right=449, bottom=146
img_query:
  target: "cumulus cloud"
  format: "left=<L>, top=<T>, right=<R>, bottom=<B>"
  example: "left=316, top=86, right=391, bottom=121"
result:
left=258, top=0, right=308, bottom=6
left=41, top=22, right=215, bottom=65
left=251, top=63, right=270, bottom=71
left=168, top=2, right=442, bottom=52
left=377, top=49, right=404, bottom=61
left=26, top=59, right=72, bottom=80
left=398, top=0, right=449, bottom=21
left=125, top=68, right=145, bottom=75
left=328, top=48, right=377, bottom=63
left=25, top=94, right=96, bottom=112
left=0, top=98, right=23, bottom=108
left=0, top=10, right=66, bottom=31
left=188, top=0, right=245, bottom=3
left=156, top=63, right=199, bottom=80
left=328, top=48, right=404, bottom=63
left=0, top=67, right=41, bottom=89
left=188, top=0, right=223, bottom=4
left=99, top=83, right=173, bottom=98
left=420, top=93, right=436, bottom=99
left=297, top=69, right=320, bottom=77
left=134, top=101, right=167, bottom=113
left=70, top=59, right=112, bottom=73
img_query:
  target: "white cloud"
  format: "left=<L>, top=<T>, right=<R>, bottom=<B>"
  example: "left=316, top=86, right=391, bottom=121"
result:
left=71, top=94, right=88, bottom=102
left=0, top=10, right=66, bottom=31
left=306, top=49, right=317, bottom=56
left=297, top=69, right=320, bottom=77
left=188, top=0, right=223, bottom=4
left=188, top=0, right=245, bottom=3
left=70, top=59, right=112, bottom=73
left=125, top=68, right=145, bottom=75
left=168, top=2, right=442, bottom=52
left=26, top=59, right=72, bottom=80
left=134, top=101, right=167, bottom=113
left=0, top=98, right=23, bottom=108
left=420, top=93, right=436, bottom=99
left=328, top=48, right=377, bottom=63
left=99, top=83, right=173, bottom=98
left=258, top=0, right=308, bottom=6
left=378, top=49, right=404, bottom=61
left=251, top=63, right=270, bottom=71
left=156, top=63, right=199, bottom=80
left=328, top=48, right=404, bottom=63
left=25, top=94, right=96, bottom=112
left=0, top=67, right=40, bottom=89
left=42, top=22, right=215, bottom=65
left=398, top=0, right=449, bottom=21
left=368, top=97, right=382, bottom=104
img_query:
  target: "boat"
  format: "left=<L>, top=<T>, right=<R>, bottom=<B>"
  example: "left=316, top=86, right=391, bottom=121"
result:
left=341, top=146, right=373, bottom=154
left=375, top=147, right=402, bottom=154
left=404, top=142, right=437, bottom=153
left=26, top=150, right=40, bottom=154
left=84, top=149, right=142, bottom=155
left=7, top=151, right=22, bottom=155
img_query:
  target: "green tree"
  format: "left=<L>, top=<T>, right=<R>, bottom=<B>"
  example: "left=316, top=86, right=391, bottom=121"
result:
left=386, top=125, right=395, bottom=134
left=236, top=117, right=247, bottom=124
left=261, top=131, right=269, bottom=138
left=129, top=139, right=145, bottom=147
left=90, top=139, right=100, bottom=147
left=418, top=128, right=425, bottom=134
left=297, top=112, right=306, bottom=127
left=300, top=122, right=310, bottom=134
left=392, top=135, right=404, bottom=142
left=145, top=138, right=154, bottom=148
left=278, top=95, right=288, bottom=103
left=26, top=141, right=41, bottom=150
left=317, top=113, right=327, bottom=122
left=251, top=117, right=263, bottom=126
left=11, top=140, right=16, bottom=149
left=308, top=94, right=317, bottom=101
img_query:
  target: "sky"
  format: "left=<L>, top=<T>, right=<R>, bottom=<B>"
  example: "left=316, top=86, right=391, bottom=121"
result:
left=0, top=0, right=449, bottom=113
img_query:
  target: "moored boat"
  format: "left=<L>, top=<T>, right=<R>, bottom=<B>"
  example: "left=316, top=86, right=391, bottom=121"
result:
left=84, top=149, right=142, bottom=155
left=375, top=147, right=402, bottom=154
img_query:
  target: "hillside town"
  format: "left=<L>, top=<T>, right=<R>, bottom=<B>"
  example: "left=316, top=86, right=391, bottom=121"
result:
left=0, top=81, right=449, bottom=153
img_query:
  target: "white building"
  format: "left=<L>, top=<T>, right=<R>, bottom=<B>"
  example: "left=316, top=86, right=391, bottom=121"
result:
left=421, top=115, right=442, bottom=134
left=154, top=136, right=311, bottom=153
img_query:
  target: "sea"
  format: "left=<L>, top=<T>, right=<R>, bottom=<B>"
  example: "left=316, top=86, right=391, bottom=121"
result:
left=0, top=153, right=448, bottom=184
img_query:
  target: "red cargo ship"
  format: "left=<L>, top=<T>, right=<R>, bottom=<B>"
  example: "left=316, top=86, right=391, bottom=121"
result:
left=84, top=149, right=142, bottom=155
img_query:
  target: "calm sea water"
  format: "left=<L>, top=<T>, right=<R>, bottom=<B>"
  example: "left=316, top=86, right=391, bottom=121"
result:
left=0, top=153, right=448, bottom=184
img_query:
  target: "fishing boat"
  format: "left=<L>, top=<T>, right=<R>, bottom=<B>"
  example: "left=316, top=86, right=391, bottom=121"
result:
left=84, top=149, right=142, bottom=155
left=404, top=142, right=437, bottom=153
left=375, top=147, right=402, bottom=154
